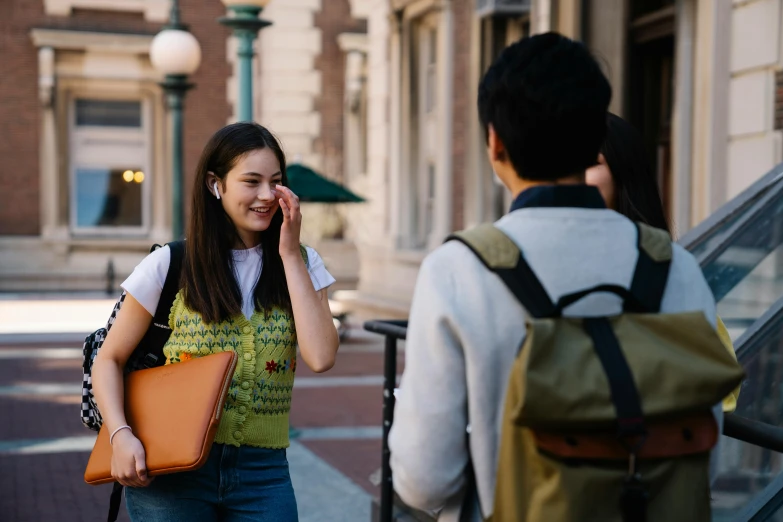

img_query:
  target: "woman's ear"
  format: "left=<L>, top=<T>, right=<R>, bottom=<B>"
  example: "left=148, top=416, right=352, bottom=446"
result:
left=206, top=172, right=221, bottom=199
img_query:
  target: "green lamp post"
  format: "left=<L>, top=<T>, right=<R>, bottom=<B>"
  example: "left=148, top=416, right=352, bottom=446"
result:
left=219, top=0, right=272, bottom=122
left=150, top=0, right=202, bottom=239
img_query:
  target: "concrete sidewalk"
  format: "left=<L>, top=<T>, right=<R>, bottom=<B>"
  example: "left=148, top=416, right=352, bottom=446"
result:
left=0, top=294, right=380, bottom=345
left=0, top=297, right=117, bottom=331
left=0, top=296, right=117, bottom=344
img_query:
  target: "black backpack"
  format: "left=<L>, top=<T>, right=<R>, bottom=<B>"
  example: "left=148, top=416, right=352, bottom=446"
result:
left=80, top=241, right=185, bottom=431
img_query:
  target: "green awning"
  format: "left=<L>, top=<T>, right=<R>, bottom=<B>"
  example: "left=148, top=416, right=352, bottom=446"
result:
left=286, top=164, right=366, bottom=203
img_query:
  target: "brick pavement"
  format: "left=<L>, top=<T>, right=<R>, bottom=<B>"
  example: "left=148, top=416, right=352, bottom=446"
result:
left=0, top=453, right=131, bottom=522
left=0, top=331, right=396, bottom=521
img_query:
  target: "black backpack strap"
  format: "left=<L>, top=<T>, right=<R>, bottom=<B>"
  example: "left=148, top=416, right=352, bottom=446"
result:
left=553, top=223, right=673, bottom=315
left=627, top=223, right=672, bottom=313
left=154, top=240, right=185, bottom=325
left=107, top=482, right=123, bottom=522
left=583, top=317, right=649, bottom=522
left=124, top=240, right=186, bottom=372
left=447, top=224, right=556, bottom=318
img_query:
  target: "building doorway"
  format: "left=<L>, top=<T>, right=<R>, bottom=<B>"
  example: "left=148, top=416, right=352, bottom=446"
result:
left=627, top=0, right=675, bottom=222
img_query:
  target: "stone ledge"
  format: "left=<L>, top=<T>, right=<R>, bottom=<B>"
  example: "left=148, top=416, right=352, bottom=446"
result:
left=43, top=0, right=169, bottom=22
left=30, top=28, right=156, bottom=54
left=332, top=289, right=410, bottom=322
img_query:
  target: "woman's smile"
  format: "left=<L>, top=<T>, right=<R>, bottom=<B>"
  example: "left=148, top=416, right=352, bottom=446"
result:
left=249, top=206, right=273, bottom=216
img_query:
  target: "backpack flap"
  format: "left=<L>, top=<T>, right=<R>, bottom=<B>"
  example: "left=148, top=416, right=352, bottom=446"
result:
left=510, top=312, right=746, bottom=430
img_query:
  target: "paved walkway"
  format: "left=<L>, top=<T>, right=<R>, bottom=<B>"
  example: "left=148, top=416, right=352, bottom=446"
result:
left=0, top=295, right=397, bottom=521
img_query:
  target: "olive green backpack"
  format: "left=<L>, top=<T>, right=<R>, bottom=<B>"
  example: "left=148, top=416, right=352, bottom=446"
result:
left=448, top=222, right=745, bottom=522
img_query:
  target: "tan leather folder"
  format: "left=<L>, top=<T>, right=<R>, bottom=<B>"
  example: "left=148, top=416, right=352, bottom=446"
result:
left=84, top=351, right=238, bottom=485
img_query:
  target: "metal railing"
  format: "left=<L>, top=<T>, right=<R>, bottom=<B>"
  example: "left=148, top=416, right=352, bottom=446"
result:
left=363, top=320, right=411, bottom=522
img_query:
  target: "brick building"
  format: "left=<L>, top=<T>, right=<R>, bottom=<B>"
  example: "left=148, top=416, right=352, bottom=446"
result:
left=338, top=0, right=783, bottom=319
left=0, top=0, right=366, bottom=292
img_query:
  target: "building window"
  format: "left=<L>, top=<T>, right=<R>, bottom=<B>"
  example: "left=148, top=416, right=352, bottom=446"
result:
left=478, top=16, right=529, bottom=222
left=74, top=167, right=144, bottom=228
left=69, top=98, right=150, bottom=234
left=410, top=18, right=440, bottom=248
left=75, top=99, right=142, bottom=127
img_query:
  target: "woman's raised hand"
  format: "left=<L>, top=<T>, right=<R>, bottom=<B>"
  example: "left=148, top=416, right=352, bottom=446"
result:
left=274, top=186, right=302, bottom=260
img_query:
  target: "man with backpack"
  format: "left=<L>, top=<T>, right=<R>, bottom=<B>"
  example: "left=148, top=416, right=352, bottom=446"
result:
left=388, top=33, right=743, bottom=521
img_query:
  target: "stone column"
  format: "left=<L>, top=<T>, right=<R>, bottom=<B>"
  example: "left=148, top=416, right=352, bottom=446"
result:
left=37, top=46, right=61, bottom=241
left=671, top=0, right=696, bottom=236
left=690, top=0, right=731, bottom=223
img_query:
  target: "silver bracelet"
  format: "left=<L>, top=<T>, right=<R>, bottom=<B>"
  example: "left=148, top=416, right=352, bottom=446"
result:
left=109, top=425, right=132, bottom=446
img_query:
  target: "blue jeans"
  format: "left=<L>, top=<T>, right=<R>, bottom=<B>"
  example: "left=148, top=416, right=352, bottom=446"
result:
left=125, top=443, right=298, bottom=522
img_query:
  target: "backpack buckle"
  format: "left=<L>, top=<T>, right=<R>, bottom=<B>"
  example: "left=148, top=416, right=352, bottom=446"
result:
left=617, top=417, right=648, bottom=454
left=619, top=421, right=649, bottom=522
left=621, top=462, right=648, bottom=522
left=142, top=353, right=159, bottom=369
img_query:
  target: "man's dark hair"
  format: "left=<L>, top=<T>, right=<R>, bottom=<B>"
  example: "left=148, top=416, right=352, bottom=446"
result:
left=478, top=32, right=612, bottom=181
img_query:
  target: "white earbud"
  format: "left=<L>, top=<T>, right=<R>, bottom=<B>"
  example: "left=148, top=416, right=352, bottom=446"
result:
left=213, top=182, right=221, bottom=200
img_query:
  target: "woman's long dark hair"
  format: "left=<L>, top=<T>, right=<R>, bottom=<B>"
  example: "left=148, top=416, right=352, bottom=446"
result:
left=181, top=122, right=292, bottom=324
left=601, top=113, right=671, bottom=233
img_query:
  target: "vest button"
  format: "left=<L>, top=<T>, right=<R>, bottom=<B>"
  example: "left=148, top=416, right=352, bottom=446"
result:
left=239, top=406, right=247, bottom=414
left=244, top=353, right=252, bottom=361
left=234, top=431, right=243, bottom=440
left=241, top=381, right=250, bottom=390
left=243, top=326, right=252, bottom=334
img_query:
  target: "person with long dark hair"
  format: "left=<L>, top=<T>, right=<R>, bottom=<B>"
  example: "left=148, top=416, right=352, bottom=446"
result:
left=92, top=122, right=339, bottom=521
left=586, top=113, right=739, bottom=413
left=586, top=113, right=670, bottom=232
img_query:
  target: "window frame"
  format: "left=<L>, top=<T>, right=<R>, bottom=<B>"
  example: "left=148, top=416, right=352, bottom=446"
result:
left=43, top=0, right=169, bottom=22
left=391, top=0, right=454, bottom=254
left=67, top=94, right=153, bottom=237
left=413, top=17, right=440, bottom=248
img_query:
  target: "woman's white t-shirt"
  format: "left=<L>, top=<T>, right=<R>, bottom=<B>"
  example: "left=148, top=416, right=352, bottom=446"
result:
left=121, top=245, right=336, bottom=320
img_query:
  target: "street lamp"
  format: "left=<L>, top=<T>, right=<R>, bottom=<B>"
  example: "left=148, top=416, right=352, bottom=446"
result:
left=219, top=0, right=272, bottom=122
left=150, top=0, right=202, bottom=239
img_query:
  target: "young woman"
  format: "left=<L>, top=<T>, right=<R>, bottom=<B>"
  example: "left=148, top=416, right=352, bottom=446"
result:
left=585, top=112, right=670, bottom=233
left=586, top=113, right=739, bottom=413
left=92, top=122, right=339, bottom=521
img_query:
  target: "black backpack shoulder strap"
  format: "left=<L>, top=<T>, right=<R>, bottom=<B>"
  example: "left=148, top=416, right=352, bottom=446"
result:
left=127, top=240, right=185, bottom=371
left=446, top=224, right=556, bottom=318
left=627, top=223, right=672, bottom=313
left=154, top=240, right=185, bottom=323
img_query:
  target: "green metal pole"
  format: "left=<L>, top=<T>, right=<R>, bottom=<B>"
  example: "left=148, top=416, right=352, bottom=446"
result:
left=219, top=6, right=271, bottom=123
left=162, top=0, right=190, bottom=239
left=237, top=28, right=255, bottom=122
left=168, top=79, right=185, bottom=239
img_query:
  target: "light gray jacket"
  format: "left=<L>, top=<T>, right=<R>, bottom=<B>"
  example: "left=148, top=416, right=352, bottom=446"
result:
left=388, top=207, right=719, bottom=521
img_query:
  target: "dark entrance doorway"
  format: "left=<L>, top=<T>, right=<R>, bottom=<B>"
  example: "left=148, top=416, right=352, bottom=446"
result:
left=627, top=1, right=676, bottom=221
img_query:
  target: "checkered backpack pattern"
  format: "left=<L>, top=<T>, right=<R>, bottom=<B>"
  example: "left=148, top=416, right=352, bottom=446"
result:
left=81, top=293, right=127, bottom=431
left=80, top=241, right=186, bottom=432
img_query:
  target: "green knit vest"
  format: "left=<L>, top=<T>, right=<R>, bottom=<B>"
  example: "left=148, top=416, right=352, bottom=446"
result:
left=163, top=293, right=297, bottom=449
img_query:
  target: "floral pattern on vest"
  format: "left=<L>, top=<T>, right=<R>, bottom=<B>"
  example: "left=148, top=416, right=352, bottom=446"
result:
left=162, top=293, right=297, bottom=448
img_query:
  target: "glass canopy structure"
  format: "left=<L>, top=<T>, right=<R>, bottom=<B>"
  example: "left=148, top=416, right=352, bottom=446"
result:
left=366, top=161, right=783, bottom=522
left=681, top=164, right=783, bottom=522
